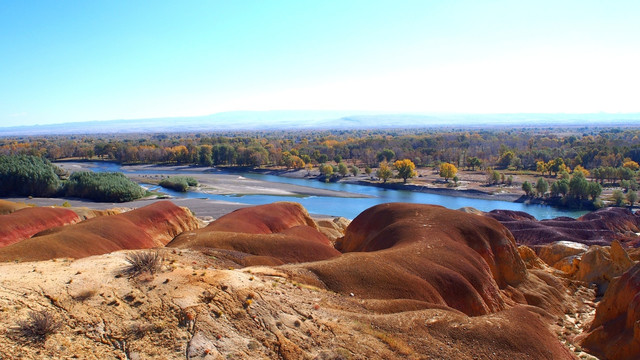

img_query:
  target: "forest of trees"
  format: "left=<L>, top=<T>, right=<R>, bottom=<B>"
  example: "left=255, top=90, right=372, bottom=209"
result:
left=0, top=155, right=146, bottom=202
left=2, top=127, right=640, bottom=174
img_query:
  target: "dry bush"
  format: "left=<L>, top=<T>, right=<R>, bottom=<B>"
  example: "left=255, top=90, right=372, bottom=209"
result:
left=120, top=251, right=162, bottom=278
left=15, top=310, right=61, bottom=342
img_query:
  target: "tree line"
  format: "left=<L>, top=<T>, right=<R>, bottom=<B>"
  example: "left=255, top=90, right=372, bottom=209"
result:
left=2, top=127, right=640, bottom=173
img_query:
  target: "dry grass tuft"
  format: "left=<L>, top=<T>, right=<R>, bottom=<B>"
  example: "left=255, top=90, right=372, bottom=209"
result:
left=15, top=310, right=61, bottom=342
left=120, top=251, right=162, bottom=278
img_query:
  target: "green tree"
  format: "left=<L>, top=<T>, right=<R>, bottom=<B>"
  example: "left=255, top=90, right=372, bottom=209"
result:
left=466, top=157, right=482, bottom=171
left=535, top=177, right=548, bottom=197
left=394, top=159, right=417, bottom=183
left=376, top=149, right=395, bottom=162
left=349, top=165, right=359, bottom=177
left=569, top=172, right=589, bottom=200
left=377, top=161, right=393, bottom=183
left=486, top=168, right=500, bottom=185
left=587, top=181, right=602, bottom=201
left=439, top=162, right=458, bottom=181
left=497, top=151, right=515, bottom=169
left=613, top=190, right=625, bottom=206
left=364, top=166, right=372, bottom=178
left=627, top=191, right=638, bottom=207
left=338, top=162, right=348, bottom=177
left=198, top=145, right=213, bottom=167
left=522, top=181, right=533, bottom=196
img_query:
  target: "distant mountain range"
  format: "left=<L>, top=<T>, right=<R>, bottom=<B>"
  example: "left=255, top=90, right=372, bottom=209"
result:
left=1, top=111, right=639, bottom=136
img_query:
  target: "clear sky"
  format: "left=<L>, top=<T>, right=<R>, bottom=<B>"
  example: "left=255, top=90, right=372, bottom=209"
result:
left=1, top=0, right=639, bottom=127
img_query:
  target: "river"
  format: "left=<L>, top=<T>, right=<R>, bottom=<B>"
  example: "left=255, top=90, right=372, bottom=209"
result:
left=77, top=162, right=588, bottom=220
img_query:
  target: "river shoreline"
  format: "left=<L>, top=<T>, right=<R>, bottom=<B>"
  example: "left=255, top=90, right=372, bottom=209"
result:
left=246, top=167, right=524, bottom=202
left=41, top=160, right=589, bottom=220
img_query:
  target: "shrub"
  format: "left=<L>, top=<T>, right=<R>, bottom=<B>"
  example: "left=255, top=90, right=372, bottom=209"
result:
left=15, top=310, right=61, bottom=342
left=120, top=251, right=162, bottom=277
left=65, top=171, right=145, bottom=202
left=159, top=176, right=198, bottom=192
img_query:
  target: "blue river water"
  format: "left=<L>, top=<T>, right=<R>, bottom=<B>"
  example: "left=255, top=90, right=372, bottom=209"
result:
left=78, top=162, right=588, bottom=220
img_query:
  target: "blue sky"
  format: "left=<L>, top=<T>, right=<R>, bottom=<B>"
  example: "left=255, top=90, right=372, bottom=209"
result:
left=1, top=0, right=639, bottom=127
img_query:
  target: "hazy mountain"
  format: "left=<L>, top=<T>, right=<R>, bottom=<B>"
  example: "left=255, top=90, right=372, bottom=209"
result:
left=1, top=111, right=639, bottom=136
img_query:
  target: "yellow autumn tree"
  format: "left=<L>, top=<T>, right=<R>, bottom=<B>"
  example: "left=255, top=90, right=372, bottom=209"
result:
left=393, top=159, right=417, bottom=183
left=439, top=162, right=458, bottom=181
left=623, top=159, right=640, bottom=171
left=376, top=161, right=392, bottom=183
left=573, top=165, right=590, bottom=177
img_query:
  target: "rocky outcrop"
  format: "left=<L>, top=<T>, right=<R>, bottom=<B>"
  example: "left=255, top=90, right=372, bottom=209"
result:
left=0, top=201, right=199, bottom=262
left=580, top=262, right=640, bottom=359
left=314, top=216, right=350, bottom=242
left=0, top=206, right=81, bottom=247
left=518, top=245, right=550, bottom=270
left=168, top=202, right=341, bottom=266
left=537, top=241, right=589, bottom=268
left=488, top=207, right=640, bottom=247
left=534, top=240, right=637, bottom=295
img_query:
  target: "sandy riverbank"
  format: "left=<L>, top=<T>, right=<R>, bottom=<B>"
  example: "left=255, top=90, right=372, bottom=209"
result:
left=250, top=168, right=524, bottom=202
left=55, top=162, right=371, bottom=198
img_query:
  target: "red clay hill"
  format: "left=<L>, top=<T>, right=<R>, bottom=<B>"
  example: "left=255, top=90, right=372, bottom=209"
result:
left=0, top=206, right=81, bottom=247
left=487, top=207, right=640, bottom=247
left=287, top=203, right=569, bottom=317
left=0, top=201, right=199, bottom=262
left=168, top=202, right=340, bottom=266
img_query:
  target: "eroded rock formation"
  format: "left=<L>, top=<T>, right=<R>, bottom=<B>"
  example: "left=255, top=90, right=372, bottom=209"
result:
left=581, top=262, right=640, bottom=359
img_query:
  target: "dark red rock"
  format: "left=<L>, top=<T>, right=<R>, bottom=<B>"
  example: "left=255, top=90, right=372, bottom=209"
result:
left=487, top=207, right=640, bottom=247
